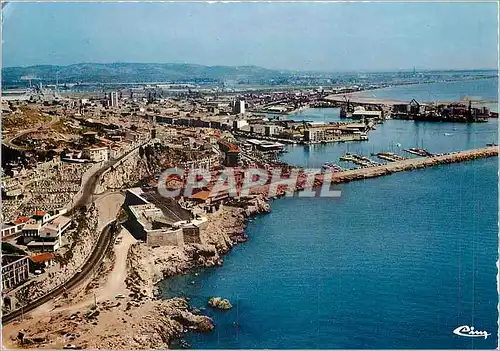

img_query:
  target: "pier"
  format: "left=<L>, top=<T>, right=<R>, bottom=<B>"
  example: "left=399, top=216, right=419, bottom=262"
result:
left=328, top=146, right=498, bottom=184
left=322, top=162, right=345, bottom=172
left=339, top=153, right=381, bottom=167
left=375, top=152, right=408, bottom=162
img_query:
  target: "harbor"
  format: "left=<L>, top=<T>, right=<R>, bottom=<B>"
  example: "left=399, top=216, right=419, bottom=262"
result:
left=328, top=146, right=497, bottom=184
left=1, top=1, right=498, bottom=348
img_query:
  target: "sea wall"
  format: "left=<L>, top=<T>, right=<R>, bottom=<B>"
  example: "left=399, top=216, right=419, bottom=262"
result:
left=330, top=146, right=498, bottom=184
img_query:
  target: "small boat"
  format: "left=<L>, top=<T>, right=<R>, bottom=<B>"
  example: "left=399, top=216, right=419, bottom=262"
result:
left=444, top=133, right=453, bottom=136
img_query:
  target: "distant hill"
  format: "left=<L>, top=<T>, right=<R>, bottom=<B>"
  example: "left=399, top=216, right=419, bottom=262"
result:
left=1, top=62, right=294, bottom=85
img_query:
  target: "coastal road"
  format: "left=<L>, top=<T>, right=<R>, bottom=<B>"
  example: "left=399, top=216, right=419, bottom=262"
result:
left=69, top=139, right=150, bottom=212
left=2, top=221, right=116, bottom=324
left=3, top=141, right=149, bottom=325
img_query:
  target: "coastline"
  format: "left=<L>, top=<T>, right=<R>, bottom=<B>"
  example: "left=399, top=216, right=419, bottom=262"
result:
left=3, top=147, right=497, bottom=349
left=2, top=197, right=270, bottom=350
left=326, top=76, right=498, bottom=106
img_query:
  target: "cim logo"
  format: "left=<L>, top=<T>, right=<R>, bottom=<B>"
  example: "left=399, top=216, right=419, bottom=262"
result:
left=453, top=325, right=490, bottom=339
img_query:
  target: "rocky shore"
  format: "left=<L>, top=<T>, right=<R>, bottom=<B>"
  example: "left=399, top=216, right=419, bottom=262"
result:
left=5, top=147, right=492, bottom=349
left=125, top=196, right=270, bottom=300
left=330, top=146, right=498, bottom=184
left=3, top=195, right=271, bottom=350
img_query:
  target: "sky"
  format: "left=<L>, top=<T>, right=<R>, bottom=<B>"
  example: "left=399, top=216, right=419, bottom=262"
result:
left=2, top=2, right=499, bottom=71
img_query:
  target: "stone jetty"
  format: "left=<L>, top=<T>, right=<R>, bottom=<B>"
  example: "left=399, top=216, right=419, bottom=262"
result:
left=329, top=146, right=498, bottom=184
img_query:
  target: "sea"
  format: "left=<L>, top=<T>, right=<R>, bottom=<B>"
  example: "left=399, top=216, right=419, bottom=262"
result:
left=354, top=78, right=498, bottom=108
left=160, top=78, right=499, bottom=349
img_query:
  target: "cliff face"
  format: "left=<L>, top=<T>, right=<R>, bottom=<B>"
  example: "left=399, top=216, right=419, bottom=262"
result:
left=95, top=147, right=162, bottom=194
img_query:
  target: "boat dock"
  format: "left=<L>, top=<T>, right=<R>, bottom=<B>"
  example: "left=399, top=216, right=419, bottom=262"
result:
left=328, top=146, right=498, bottom=184
left=340, top=153, right=382, bottom=167
left=403, top=148, right=434, bottom=157
left=376, top=152, right=408, bottom=162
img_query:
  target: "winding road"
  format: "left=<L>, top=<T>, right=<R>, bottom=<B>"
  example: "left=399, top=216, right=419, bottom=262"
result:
left=2, top=140, right=150, bottom=324
left=2, top=222, right=115, bottom=324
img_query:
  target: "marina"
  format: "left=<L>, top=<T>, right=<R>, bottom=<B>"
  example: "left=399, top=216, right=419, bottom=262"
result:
left=321, top=162, right=345, bottom=172
left=375, top=152, right=408, bottom=162
left=2, top=1, right=498, bottom=349
left=403, top=148, right=434, bottom=157
left=339, top=153, right=381, bottom=167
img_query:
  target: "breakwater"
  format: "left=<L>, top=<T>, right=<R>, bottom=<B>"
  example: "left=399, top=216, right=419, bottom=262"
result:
left=249, top=146, right=498, bottom=198
left=328, top=146, right=497, bottom=184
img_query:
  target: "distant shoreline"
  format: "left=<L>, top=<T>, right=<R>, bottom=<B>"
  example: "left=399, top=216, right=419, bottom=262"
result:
left=325, top=76, right=498, bottom=106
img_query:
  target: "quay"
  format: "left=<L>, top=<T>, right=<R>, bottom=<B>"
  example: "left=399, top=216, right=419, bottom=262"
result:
left=375, top=152, right=407, bottom=162
left=339, top=153, right=381, bottom=167
left=328, top=146, right=498, bottom=184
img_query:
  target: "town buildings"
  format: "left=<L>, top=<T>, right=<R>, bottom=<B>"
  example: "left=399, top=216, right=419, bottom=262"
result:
left=2, top=255, right=30, bottom=291
left=83, top=145, right=109, bottom=162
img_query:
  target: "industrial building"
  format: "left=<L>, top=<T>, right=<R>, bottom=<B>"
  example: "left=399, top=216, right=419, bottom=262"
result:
left=233, top=98, right=246, bottom=115
left=246, top=139, right=285, bottom=153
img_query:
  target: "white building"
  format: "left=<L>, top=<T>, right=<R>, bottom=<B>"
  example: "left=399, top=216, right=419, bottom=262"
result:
left=351, top=109, right=382, bottom=120
left=84, top=145, right=109, bottom=162
left=110, top=92, right=119, bottom=107
left=233, top=119, right=249, bottom=130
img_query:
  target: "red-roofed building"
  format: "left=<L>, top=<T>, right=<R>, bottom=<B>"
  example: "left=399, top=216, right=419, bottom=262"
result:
left=14, top=216, right=30, bottom=225
left=30, top=253, right=55, bottom=268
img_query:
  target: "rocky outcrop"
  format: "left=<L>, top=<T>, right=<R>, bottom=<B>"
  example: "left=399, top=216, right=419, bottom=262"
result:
left=208, top=297, right=233, bottom=310
left=9, top=298, right=213, bottom=350
left=243, top=194, right=272, bottom=217
left=124, top=206, right=247, bottom=299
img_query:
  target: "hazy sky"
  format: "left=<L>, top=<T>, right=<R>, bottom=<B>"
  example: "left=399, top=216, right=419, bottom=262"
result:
left=2, top=2, right=498, bottom=71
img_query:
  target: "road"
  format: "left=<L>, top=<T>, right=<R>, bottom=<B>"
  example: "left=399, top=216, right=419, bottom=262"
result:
left=2, top=222, right=115, bottom=324
left=2, top=141, right=150, bottom=324
left=2, top=115, right=60, bottom=151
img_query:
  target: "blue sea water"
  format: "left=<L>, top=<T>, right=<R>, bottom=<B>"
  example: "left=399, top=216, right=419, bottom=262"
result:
left=354, top=78, right=498, bottom=104
left=161, top=157, right=498, bottom=349
left=160, top=80, right=499, bottom=349
left=288, top=107, right=342, bottom=123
